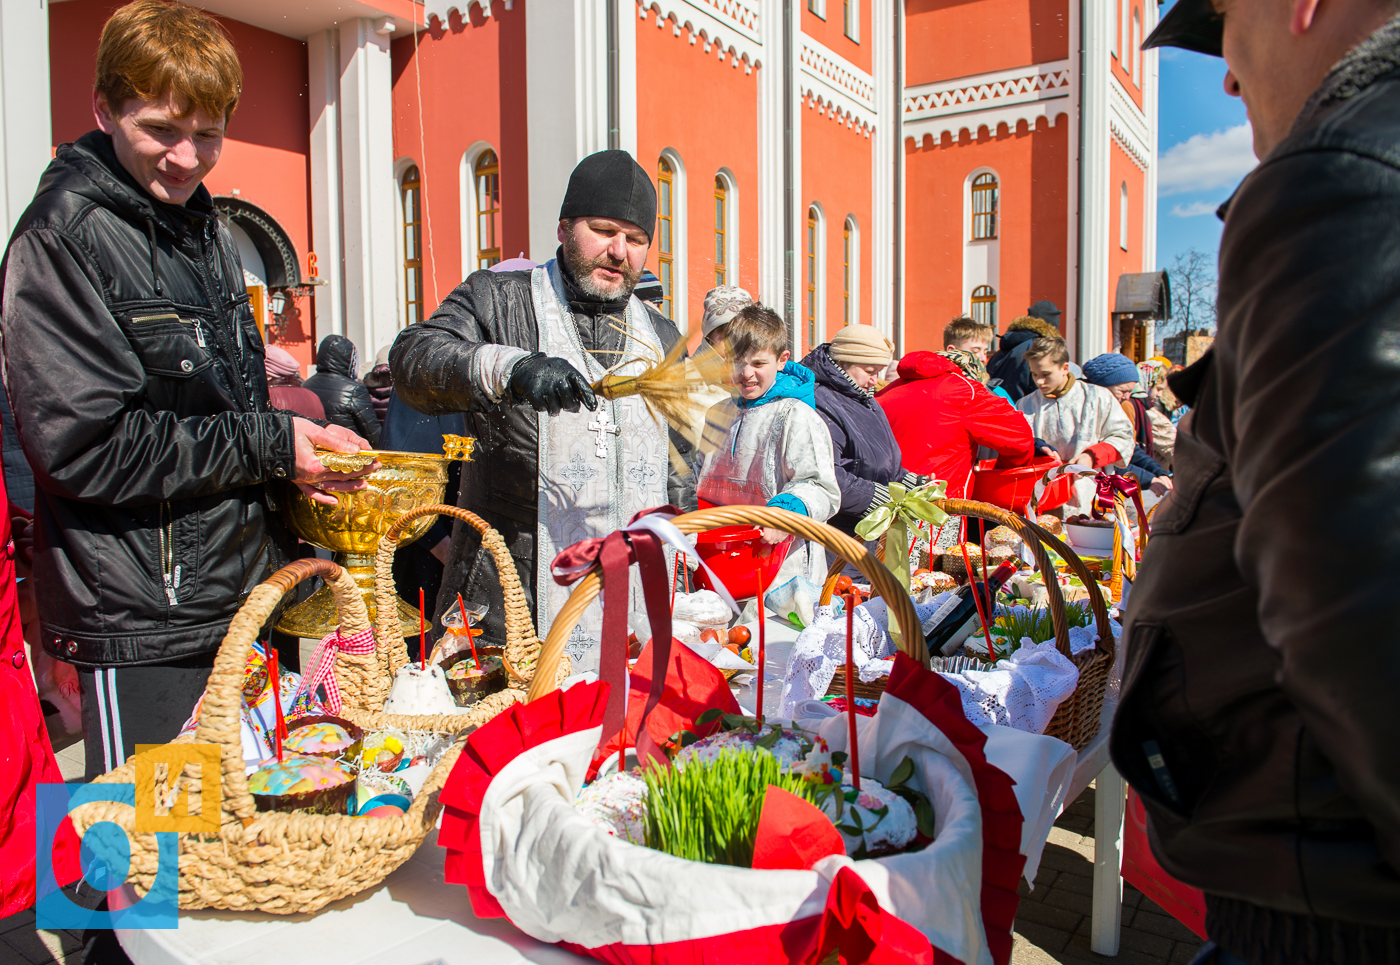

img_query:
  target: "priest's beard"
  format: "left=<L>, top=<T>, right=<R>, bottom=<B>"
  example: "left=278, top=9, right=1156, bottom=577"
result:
left=561, top=235, right=641, bottom=302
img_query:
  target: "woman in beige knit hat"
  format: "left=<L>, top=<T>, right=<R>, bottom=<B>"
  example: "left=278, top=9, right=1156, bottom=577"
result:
left=801, top=325, right=926, bottom=541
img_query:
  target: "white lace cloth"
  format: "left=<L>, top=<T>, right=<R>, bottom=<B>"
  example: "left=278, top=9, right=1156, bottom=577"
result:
left=779, top=597, right=944, bottom=717
left=779, top=597, right=1123, bottom=737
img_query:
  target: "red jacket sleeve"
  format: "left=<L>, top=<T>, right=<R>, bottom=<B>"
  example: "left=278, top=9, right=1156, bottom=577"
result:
left=963, top=384, right=1035, bottom=467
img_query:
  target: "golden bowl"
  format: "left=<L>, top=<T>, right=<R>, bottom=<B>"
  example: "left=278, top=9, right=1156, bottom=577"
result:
left=272, top=436, right=474, bottom=640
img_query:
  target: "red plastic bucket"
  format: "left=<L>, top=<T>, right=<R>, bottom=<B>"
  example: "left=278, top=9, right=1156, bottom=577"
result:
left=692, top=526, right=793, bottom=599
left=970, top=455, right=1061, bottom=514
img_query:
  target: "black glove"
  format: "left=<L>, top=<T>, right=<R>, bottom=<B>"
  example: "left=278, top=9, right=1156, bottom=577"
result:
left=508, top=353, right=598, bottom=415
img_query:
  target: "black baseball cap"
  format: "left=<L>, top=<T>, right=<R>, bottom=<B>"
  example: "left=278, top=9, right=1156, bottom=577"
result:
left=1142, top=0, right=1223, bottom=57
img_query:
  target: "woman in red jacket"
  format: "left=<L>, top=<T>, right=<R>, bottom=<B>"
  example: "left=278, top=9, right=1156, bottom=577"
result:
left=877, top=350, right=1037, bottom=503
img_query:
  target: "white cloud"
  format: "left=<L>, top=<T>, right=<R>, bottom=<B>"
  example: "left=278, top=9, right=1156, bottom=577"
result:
left=1170, top=200, right=1218, bottom=218
left=1158, top=124, right=1257, bottom=196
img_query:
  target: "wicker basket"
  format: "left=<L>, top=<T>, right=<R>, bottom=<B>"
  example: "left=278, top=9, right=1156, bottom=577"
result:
left=527, top=505, right=925, bottom=703
left=821, top=498, right=1116, bottom=751
left=371, top=503, right=568, bottom=721
left=67, top=559, right=481, bottom=914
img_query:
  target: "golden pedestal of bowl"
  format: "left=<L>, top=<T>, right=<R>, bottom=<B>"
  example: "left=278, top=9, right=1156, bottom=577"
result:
left=272, top=436, right=475, bottom=640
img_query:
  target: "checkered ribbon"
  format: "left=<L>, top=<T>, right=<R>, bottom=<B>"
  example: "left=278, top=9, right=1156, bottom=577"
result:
left=299, top=626, right=377, bottom=715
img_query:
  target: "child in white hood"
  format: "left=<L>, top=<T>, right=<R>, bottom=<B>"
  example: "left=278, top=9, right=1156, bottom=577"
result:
left=1016, top=336, right=1133, bottom=516
left=697, top=305, right=840, bottom=582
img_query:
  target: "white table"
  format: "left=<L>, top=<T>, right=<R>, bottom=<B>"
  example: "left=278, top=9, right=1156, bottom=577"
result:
left=119, top=614, right=1128, bottom=963
left=116, top=829, right=589, bottom=965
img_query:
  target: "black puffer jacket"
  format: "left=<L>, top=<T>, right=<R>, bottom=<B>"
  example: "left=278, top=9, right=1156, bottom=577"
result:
left=0, top=131, right=296, bottom=668
left=390, top=257, right=687, bottom=643
left=801, top=345, right=912, bottom=537
left=1111, top=20, right=1400, bottom=962
left=304, top=335, right=381, bottom=446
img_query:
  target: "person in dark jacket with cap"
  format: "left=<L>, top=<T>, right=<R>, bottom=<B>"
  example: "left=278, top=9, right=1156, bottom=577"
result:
left=802, top=325, right=924, bottom=539
left=304, top=334, right=382, bottom=447
left=986, top=310, right=1061, bottom=402
left=390, top=150, right=687, bottom=673
left=0, top=0, right=373, bottom=785
left=1113, top=0, right=1400, bottom=961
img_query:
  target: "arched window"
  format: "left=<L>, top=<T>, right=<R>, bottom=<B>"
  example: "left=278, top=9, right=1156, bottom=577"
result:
left=1132, top=8, right=1142, bottom=85
left=401, top=164, right=423, bottom=325
left=1120, top=182, right=1130, bottom=251
left=475, top=150, right=502, bottom=270
left=658, top=157, right=675, bottom=319
left=842, top=216, right=860, bottom=327
left=970, top=285, right=997, bottom=328
left=806, top=207, right=826, bottom=349
left=971, top=173, right=998, bottom=240
left=714, top=176, right=727, bottom=286
left=842, top=222, right=851, bottom=326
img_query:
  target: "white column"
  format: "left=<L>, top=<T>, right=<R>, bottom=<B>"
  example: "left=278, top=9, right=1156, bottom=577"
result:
left=1079, top=0, right=1113, bottom=361
left=0, top=0, right=52, bottom=239
left=617, top=0, right=638, bottom=158
left=869, top=0, right=894, bottom=339
left=525, top=0, right=609, bottom=263
left=338, top=17, right=399, bottom=362
left=757, top=0, right=786, bottom=316
left=1142, top=3, right=1159, bottom=274
left=307, top=28, right=344, bottom=340
left=787, top=4, right=804, bottom=342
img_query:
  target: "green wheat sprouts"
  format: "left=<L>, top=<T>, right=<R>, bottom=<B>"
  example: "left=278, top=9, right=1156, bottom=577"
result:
left=642, top=750, right=819, bottom=867
left=990, top=602, right=1093, bottom=656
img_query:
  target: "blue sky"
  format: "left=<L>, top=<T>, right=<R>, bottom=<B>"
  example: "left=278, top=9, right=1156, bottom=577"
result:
left=1154, top=21, right=1255, bottom=272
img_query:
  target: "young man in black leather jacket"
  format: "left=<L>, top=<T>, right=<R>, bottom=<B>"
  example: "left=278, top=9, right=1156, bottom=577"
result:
left=0, top=1, right=372, bottom=780
left=1114, top=0, right=1400, bottom=961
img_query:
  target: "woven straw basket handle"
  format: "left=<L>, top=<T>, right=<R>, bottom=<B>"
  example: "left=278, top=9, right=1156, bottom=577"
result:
left=374, top=504, right=544, bottom=686
left=526, top=505, right=926, bottom=702
left=194, top=557, right=370, bottom=826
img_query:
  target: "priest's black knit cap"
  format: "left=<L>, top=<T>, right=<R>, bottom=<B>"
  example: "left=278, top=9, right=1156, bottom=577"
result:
left=558, top=150, right=657, bottom=241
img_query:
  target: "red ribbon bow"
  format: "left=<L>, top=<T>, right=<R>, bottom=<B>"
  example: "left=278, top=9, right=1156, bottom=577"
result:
left=1092, top=471, right=1148, bottom=560
left=552, top=505, right=682, bottom=769
left=298, top=626, right=376, bottom=715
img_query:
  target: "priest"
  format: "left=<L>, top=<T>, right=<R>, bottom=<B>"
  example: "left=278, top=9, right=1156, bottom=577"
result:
left=390, top=150, right=687, bottom=672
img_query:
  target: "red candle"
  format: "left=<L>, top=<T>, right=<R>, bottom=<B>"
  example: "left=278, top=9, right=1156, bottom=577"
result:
left=267, top=646, right=285, bottom=763
left=843, top=592, right=861, bottom=791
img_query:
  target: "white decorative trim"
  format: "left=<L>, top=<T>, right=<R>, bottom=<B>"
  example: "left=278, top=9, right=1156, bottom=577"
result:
left=801, top=88, right=875, bottom=138
left=424, top=0, right=513, bottom=25
left=1108, top=76, right=1151, bottom=162
left=800, top=35, right=876, bottom=110
left=903, top=102, right=1069, bottom=148
left=904, top=60, right=1070, bottom=119
left=641, top=1, right=763, bottom=72
left=1109, top=117, right=1149, bottom=172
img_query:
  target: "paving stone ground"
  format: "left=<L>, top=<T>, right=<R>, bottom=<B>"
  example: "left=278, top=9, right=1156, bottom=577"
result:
left=1012, top=787, right=1204, bottom=965
left=3, top=721, right=1204, bottom=965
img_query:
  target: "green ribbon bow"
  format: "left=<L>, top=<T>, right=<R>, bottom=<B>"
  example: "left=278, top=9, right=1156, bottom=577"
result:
left=854, top=481, right=949, bottom=650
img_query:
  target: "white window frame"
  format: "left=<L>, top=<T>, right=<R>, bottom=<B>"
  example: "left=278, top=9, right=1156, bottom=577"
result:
left=807, top=202, right=827, bottom=348
left=1120, top=181, right=1130, bottom=251
left=808, top=0, right=826, bottom=19
left=962, top=167, right=1001, bottom=325
left=1132, top=8, right=1142, bottom=86
left=459, top=140, right=497, bottom=281
left=658, top=147, right=688, bottom=334
left=843, top=215, right=860, bottom=327
left=715, top=168, right=739, bottom=289
left=1121, top=0, right=1131, bottom=72
left=843, top=0, right=859, bottom=42
left=393, top=156, right=418, bottom=332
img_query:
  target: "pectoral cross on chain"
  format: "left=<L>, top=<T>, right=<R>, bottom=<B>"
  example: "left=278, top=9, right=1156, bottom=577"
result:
left=588, top=409, right=621, bottom=458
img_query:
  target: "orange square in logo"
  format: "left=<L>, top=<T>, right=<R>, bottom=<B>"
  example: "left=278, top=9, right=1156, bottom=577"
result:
left=133, top=743, right=221, bottom=833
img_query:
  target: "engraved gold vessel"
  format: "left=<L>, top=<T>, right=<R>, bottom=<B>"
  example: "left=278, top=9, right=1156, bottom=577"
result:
left=272, top=436, right=475, bottom=639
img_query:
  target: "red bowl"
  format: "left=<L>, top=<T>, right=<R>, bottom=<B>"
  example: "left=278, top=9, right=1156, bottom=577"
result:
left=970, top=455, right=1061, bottom=514
left=692, top=525, right=793, bottom=600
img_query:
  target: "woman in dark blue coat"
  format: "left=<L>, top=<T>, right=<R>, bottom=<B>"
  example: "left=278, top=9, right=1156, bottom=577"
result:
left=801, top=325, right=924, bottom=539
